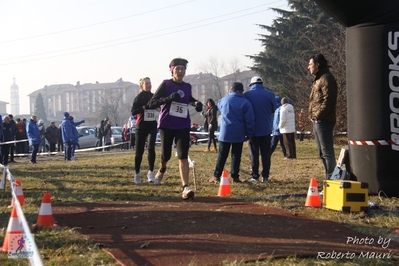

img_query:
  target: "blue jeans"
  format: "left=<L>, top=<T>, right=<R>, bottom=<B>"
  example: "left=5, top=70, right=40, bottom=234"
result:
left=248, top=135, right=272, bottom=180
left=214, top=141, right=243, bottom=179
left=313, top=121, right=336, bottom=179
left=64, top=141, right=72, bottom=160
left=270, top=134, right=286, bottom=157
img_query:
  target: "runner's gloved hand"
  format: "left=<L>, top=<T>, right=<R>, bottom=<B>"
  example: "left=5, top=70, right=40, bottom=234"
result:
left=195, top=102, right=203, bottom=112
left=167, top=92, right=180, bottom=102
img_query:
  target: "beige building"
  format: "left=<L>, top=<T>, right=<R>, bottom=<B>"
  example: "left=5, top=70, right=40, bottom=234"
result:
left=28, top=78, right=139, bottom=125
left=185, top=69, right=259, bottom=103
left=0, top=100, right=9, bottom=116
left=27, top=70, right=260, bottom=125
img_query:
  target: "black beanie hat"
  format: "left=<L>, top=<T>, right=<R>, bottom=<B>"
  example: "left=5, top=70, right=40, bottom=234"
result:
left=231, top=82, right=244, bottom=92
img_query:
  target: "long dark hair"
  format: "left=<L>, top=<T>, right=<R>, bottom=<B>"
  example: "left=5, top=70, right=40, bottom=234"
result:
left=207, top=98, right=216, bottom=107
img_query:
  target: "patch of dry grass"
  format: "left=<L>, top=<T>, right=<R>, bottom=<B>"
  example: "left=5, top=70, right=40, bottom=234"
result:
left=0, top=136, right=398, bottom=265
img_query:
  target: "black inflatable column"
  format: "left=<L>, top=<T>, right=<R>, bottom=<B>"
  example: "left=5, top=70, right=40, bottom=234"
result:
left=315, top=0, right=399, bottom=196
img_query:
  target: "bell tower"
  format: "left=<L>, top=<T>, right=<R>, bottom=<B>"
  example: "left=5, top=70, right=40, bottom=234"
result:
left=10, top=77, right=20, bottom=115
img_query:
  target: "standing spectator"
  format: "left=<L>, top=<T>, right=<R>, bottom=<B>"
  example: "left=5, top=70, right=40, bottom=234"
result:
left=203, top=98, right=218, bottom=152
left=103, top=119, right=112, bottom=151
left=26, top=115, right=41, bottom=164
left=21, top=118, right=29, bottom=153
left=57, top=124, right=63, bottom=152
left=308, top=54, right=338, bottom=179
left=209, top=82, right=255, bottom=184
left=61, top=112, right=74, bottom=161
left=148, top=57, right=203, bottom=200
left=45, top=121, right=59, bottom=153
left=1, top=116, right=13, bottom=166
left=127, top=116, right=136, bottom=150
left=279, top=97, right=297, bottom=159
left=297, top=109, right=306, bottom=141
left=15, top=118, right=27, bottom=154
left=69, top=116, right=84, bottom=160
left=121, top=124, right=129, bottom=150
left=8, top=114, right=17, bottom=163
left=244, top=76, right=276, bottom=183
left=201, top=108, right=209, bottom=132
left=270, top=96, right=287, bottom=158
left=96, top=120, right=105, bottom=151
left=131, top=77, right=158, bottom=184
left=38, top=120, right=46, bottom=153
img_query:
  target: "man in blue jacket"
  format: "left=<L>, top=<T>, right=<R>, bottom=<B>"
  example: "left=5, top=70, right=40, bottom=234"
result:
left=244, top=76, right=276, bottom=183
left=209, top=82, right=255, bottom=183
left=60, top=112, right=74, bottom=161
left=26, top=115, right=41, bottom=164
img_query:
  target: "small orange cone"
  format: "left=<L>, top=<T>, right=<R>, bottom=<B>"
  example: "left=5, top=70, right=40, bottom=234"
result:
left=9, top=180, right=25, bottom=208
left=33, top=192, right=57, bottom=228
left=2, top=207, right=23, bottom=252
left=218, top=171, right=231, bottom=197
left=305, top=178, right=321, bottom=207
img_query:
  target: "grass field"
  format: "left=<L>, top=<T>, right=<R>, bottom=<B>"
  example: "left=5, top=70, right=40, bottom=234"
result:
left=0, top=137, right=398, bottom=265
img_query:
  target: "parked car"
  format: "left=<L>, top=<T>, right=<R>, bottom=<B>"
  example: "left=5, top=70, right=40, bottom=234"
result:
left=111, top=126, right=123, bottom=145
left=76, top=126, right=98, bottom=149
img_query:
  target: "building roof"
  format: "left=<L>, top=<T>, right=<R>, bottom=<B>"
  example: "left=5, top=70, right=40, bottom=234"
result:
left=221, top=69, right=258, bottom=81
left=28, top=79, right=138, bottom=97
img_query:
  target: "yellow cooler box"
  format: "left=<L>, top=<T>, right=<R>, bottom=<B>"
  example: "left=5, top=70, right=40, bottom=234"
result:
left=323, top=180, right=369, bottom=212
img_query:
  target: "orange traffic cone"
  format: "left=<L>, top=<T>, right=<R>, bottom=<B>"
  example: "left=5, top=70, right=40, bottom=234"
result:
left=305, top=178, right=321, bottom=207
left=9, top=180, right=25, bottom=208
left=2, top=207, right=23, bottom=252
left=33, top=192, right=57, bottom=228
left=218, top=170, right=231, bottom=197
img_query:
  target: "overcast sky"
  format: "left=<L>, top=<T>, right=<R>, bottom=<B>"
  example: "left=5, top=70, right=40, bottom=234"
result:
left=0, top=0, right=287, bottom=114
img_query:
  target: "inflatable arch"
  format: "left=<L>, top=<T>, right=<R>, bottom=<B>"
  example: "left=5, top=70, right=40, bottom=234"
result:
left=315, top=0, right=399, bottom=196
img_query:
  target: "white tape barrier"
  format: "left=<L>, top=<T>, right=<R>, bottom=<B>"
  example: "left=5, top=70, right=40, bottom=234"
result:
left=11, top=141, right=133, bottom=157
left=4, top=131, right=215, bottom=158
left=0, top=164, right=44, bottom=265
left=0, top=139, right=29, bottom=145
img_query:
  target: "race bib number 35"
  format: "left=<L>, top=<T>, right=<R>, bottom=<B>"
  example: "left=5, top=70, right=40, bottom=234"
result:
left=144, top=110, right=156, bottom=121
left=170, top=101, right=188, bottom=118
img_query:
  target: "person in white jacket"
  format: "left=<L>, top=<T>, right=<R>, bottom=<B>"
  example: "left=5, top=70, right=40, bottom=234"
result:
left=278, top=97, right=296, bottom=159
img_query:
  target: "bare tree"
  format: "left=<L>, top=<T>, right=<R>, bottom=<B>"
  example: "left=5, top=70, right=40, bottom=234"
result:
left=96, top=87, right=131, bottom=126
left=196, top=55, right=226, bottom=100
left=225, top=56, right=246, bottom=82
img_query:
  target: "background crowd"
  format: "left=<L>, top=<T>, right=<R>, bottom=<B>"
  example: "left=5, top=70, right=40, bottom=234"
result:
left=0, top=54, right=337, bottom=189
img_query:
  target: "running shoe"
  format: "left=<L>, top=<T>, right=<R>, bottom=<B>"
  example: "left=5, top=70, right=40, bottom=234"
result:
left=182, top=186, right=195, bottom=200
left=134, top=173, right=141, bottom=184
left=247, top=178, right=258, bottom=184
left=155, top=170, right=164, bottom=184
left=147, top=170, right=155, bottom=183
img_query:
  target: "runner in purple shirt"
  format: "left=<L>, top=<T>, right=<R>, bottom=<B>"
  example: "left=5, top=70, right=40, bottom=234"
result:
left=148, top=58, right=203, bottom=200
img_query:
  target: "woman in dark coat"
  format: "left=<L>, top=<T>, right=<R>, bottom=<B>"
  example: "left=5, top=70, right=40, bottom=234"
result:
left=204, top=98, right=218, bottom=152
